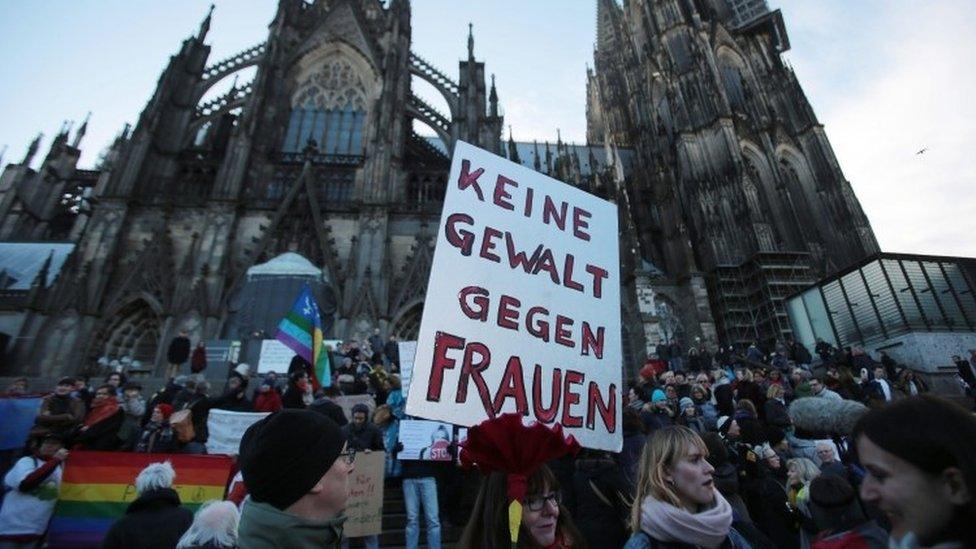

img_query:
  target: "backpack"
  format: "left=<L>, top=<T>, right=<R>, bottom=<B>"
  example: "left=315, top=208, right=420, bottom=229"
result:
left=170, top=409, right=195, bottom=443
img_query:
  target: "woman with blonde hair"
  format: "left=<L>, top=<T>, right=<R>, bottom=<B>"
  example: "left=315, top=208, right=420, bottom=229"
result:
left=786, top=457, right=820, bottom=514
left=624, top=425, right=753, bottom=548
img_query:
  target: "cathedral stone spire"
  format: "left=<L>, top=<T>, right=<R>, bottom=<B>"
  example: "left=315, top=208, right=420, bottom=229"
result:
left=507, top=126, right=520, bottom=163
left=489, top=74, right=499, bottom=117
left=197, top=4, right=215, bottom=41
left=467, top=22, right=475, bottom=59
left=23, top=133, right=42, bottom=165
left=72, top=112, right=91, bottom=148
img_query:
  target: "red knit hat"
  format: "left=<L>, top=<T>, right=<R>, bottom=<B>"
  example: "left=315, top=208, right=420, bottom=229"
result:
left=460, top=413, right=580, bottom=545
left=155, top=403, right=173, bottom=420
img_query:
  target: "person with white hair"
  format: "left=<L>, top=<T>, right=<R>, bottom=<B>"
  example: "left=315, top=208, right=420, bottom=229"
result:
left=176, top=500, right=240, bottom=549
left=815, top=441, right=848, bottom=479
left=102, top=461, right=194, bottom=549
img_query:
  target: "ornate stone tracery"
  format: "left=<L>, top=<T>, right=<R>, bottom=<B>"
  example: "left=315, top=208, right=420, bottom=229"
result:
left=293, top=58, right=369, bottom=111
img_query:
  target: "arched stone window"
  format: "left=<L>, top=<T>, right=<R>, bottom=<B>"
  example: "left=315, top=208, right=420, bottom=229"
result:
left=391, top=302, right=423, bottom=341
left=742, top=155, right=777, bottom=251
left=778, top=154, right=825, bottom=245
left=98, top=298, right=162, bottom=365
left=283, top=57, right=370, bottom=155
left=717, top=48, right=749, bottom=111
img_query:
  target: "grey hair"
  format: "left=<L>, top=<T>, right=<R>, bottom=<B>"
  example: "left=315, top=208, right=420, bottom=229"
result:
left=135, top=461, right=175, bottom=494
left=176, top=500, right=240, bottom=549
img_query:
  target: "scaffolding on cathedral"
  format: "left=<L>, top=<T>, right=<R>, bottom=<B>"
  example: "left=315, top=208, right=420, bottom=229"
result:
left=709, top=251, right=816, bottom=348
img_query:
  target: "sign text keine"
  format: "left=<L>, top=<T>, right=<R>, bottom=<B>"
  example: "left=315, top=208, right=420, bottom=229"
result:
left=406, top=141, right=622, bottom=451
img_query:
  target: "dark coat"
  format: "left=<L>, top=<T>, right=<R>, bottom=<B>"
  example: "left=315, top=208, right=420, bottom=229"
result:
left=30, top=394, right=85, bottom=439
left=101, top=488, right=193, bottom=549
left=789, top=342, right=813, bottom=365
left=281, top=385, right=307, bottom=409
left=764, top=398, right=791, bottom=429
left=210, top=390, right=253, bottom=413
left=746, top=471, right=799, bottom=548
left=384, top=340, right=399, bottom=363
left=341, top=422, right=385, bottom=451
left=615, top=430, right=645, bottom=491
left=573, top=458, right=630, bottom=549
left=135, top=422, right=180, bottom=454
left=74, top=409, right=123, bottom=451
left=167, top=336, right=192, bottom=364
left=735, top=380, right=766, bottom=412
left=956, top=359, right=976, bottom=388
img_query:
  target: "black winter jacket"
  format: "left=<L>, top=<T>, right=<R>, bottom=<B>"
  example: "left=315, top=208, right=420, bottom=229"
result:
left=101, top=488, right=193, bottom=549
left=572, top=458, right=630, bottom=549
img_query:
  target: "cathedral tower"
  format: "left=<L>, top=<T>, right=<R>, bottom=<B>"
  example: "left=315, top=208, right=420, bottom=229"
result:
left=0, top=0, right=503, bottom=376
left=588, top=0, right=879, bottom=348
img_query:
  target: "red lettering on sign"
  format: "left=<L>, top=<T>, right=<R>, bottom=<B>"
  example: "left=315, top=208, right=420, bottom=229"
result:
left=458, top=159, right=485, bottom=200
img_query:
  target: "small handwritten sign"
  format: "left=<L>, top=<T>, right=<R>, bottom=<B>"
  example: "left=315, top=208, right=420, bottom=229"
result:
left=344, top=451, right=385, bottom=537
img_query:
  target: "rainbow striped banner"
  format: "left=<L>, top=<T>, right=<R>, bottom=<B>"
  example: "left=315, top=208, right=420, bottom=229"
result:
left=48, top=452, right=234, bottom=547
left=276, top=284, right=332, bottom=389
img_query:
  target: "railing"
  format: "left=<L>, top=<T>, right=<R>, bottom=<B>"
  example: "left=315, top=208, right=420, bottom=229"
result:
left=408, top=94, right=451, bottom=134
left=196, top=81, right=253, bottom=118
left=409, top=52, right=460, bottom=95
left=275, top=151, right=364, bottom=166
left=202, top=43, right=266, bottom=81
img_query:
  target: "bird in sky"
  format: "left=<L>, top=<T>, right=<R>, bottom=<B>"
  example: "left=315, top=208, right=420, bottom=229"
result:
left=916, top=147, right=928, bottom=155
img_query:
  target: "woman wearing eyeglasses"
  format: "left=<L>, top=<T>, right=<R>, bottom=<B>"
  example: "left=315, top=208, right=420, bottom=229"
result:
left=624, top=425, right=757, bottom=549
left=459, top=464, right=585, bottom=548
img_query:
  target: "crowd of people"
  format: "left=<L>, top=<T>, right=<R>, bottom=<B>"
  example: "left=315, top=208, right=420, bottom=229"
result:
left=1, top=334, right=976, bottom=548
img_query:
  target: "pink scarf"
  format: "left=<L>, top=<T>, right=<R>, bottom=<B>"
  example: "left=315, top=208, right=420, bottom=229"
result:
left=639, top=490, right=733, bottom=549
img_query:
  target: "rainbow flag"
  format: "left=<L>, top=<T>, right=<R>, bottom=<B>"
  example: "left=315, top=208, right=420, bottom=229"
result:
left=276, top=284, right=331, bottom=389
left=48, top=452, right=234, bottom=547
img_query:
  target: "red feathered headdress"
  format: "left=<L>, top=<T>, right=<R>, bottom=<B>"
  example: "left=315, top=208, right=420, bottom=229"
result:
left=460, top=413, right=580, bottom=546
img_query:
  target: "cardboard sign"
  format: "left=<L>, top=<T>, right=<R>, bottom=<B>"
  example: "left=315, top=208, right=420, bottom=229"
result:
left=397, top=419, right=454, bottom=461
left=405, top=141, right=622, bottom=451
left=344, top=451, right=385, bottom=537
left=206, top=410, right=270, bottom=455
left=397, top=340, right=418, bottom=398
left=333, top=394, right=377, bottom=422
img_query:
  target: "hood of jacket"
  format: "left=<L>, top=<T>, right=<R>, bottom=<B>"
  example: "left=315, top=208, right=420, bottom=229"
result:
left=238, top=497, right=345, bottom=548
left=712, top=462, right=740, bottom=496
left=127, top=487, right=182, bottom=514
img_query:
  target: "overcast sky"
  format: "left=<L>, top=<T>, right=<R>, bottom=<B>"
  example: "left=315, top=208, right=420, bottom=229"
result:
left=0, top=1, right=972, bottom=257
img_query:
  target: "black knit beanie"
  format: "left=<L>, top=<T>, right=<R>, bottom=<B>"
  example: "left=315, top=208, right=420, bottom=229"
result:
left=239, top=409, right=346, bottom=510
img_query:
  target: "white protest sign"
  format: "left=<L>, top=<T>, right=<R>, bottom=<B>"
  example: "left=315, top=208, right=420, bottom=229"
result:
left=405, top=141, right=622, bottom=451
left=397, top=340, right=417, bottom=398
left=397, top=419, right=454, bottom=461
left=206, top=410, right=270, bottom=455
left=257, top=339, right=341, bottom=374
left=257, top=339, right=293, bottom=374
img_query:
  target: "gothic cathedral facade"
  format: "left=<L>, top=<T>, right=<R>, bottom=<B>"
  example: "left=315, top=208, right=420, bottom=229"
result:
left=0, top=0, right=878, bottom=377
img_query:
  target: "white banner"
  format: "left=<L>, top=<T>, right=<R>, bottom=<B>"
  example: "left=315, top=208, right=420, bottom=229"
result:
left=405, top=141, right=622, bottom=451
left=206, top=410, right=270, bottom=455
left=257, top=338, right=341, bottom=374
left=397, top=340, right=418, bottom=398
left=257, top=339, right=294, bottom=374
